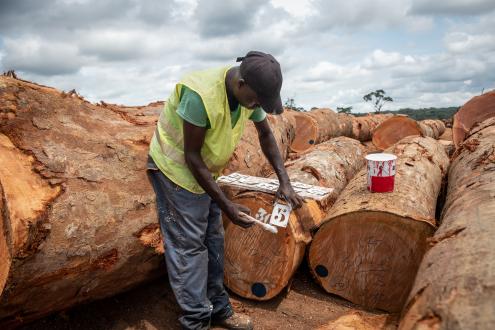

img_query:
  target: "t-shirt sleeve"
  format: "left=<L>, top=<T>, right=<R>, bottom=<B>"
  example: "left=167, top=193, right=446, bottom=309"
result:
left=176, top=86, right=210, bottom=128
left=249, top=107, right=267, bottom=122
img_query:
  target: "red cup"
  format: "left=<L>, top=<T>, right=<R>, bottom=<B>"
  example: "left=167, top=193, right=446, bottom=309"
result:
left=365, top=153, right=397, bottom=193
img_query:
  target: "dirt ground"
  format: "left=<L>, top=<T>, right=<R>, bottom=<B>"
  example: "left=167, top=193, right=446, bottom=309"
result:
left=21, top=262, right=398, bottom=330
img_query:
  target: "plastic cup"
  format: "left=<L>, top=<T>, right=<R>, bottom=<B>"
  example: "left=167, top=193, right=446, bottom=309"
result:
left=365, top=153, right=397, bottom=193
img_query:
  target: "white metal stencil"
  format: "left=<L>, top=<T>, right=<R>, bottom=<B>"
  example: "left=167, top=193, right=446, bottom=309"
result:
left=269, top=202, right=292, bottom=228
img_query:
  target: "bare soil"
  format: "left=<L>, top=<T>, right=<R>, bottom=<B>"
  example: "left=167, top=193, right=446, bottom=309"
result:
left=21, top=263, right=398, bottom=330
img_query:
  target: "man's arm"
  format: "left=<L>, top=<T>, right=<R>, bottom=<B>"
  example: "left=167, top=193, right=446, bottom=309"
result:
left=183, top=120, right=253, bottom=228
left=254, top=118, right=305, bottom=208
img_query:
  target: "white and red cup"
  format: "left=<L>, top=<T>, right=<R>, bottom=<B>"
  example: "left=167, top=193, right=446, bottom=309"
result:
left=365, top=153, right=397, bottom=193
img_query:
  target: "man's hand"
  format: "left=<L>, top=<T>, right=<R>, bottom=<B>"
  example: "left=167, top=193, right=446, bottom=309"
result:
left=254, top=118, right=305, bottom=209
left=276, top=182, right=305, bottom=209
left=224, top=202, right=255, bottom=228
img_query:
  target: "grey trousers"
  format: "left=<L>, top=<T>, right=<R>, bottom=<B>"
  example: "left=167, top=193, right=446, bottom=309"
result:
left=147, top=158, right=233, bottom=330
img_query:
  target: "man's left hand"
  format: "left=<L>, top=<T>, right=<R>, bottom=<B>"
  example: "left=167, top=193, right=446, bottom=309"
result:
left=275, top=182, right=305, bottom=209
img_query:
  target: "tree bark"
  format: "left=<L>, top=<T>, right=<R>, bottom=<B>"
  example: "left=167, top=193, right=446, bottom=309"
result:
left=337, top=113, right=354, bottom=138
left=223, top=137, right=366, bottom=300
left=452, top=90, right=495, bottom=148
left=0, top=76, right=165, bottom=327
left=222, top=110, right=296, bottom=177
left=439, top=127, right=452, bottom=141
left=372, top=116, right=445, bottom=150
left=399, top=117, right=495, bottom=330
left=308, top=136, right=449, bottom=312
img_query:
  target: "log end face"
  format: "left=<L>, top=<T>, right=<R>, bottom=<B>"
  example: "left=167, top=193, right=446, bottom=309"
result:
left=309, top=212, right=433, bottom=313
left=223, top=194, right=304, bottom=300
left=372, top=116, right=421, bottom=150
left=290, top=114, right=318, bottom=153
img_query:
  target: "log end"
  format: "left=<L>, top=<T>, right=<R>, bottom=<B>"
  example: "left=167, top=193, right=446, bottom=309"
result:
left=224, top=193, right=306, bottom=300
left=372, top=116, right=421, bottom=150
left=453, top=90, right=495, bottom=148
left=290, top=113, right=318, bottom=154
left=308, top=211, right=434, bottom=312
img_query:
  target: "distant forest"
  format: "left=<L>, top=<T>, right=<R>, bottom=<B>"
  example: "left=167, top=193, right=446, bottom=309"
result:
left=354, top=107, right=459, bottom=120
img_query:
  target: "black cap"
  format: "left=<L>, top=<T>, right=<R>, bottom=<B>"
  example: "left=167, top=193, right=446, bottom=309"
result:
left=236, top=51, right=283, bottom=114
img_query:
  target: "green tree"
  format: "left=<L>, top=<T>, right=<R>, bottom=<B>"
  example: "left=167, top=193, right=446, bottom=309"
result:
left=284, top=97, right=304, bottom=112
left=337, top=106, right=352, bottom=114
left=363, top=89, right=393, bottom=113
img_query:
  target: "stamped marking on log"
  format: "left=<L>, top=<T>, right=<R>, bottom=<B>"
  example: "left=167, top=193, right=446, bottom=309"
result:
left=218, top=173, right=334, bottom=201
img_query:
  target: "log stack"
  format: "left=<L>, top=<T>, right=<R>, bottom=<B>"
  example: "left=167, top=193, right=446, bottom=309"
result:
left=288, top=110, right=392, bottom=153
left=223, top=137, right=366, bottom=300
left=452, top=90, right=495, bottom=148
left=308, top=136, right=449, bottom=312
left=350, top=113, right=393, bottom=142
left=0, top=76, right=165, bottom=327
left=399, top=119, right=495, bottom=329
left=372, top=116, right=445, bottom=150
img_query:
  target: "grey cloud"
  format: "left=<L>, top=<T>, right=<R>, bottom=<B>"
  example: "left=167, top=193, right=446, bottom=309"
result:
left=0, top=0, right=170, bottom=35
left=308, top=0, right=408, bottom=31
left=409, top=0, right=495, bottom=16
left=1, top=38, right=86, bottom=75
left=194, top=0, right=267, bottom=38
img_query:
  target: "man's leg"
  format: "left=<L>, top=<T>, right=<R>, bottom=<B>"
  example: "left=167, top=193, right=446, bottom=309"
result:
left=206, top=201, right=254, bottom=330
left=147, top=168, right=212, bottom=330
left=205, top=200, right=233, bottom=321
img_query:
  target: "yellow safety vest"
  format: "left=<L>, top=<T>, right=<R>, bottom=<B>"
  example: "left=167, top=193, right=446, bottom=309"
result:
left=149, top=66, right=254, bottom=193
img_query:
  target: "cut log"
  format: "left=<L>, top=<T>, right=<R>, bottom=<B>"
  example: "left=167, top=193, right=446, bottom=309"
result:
left=287, top=111, right=317, bottom=153
left=0, top=76, right=165, bottom=327
left=400, top=117, right=495, bottom=330
left=372, top=116, right=446, bottom=150
left=308, top=136, right=449, bottom=312
left=351, top=114, right=393, bottom=142
left=223, top=137, right=366, bottom=300
left=438, top=127, right=452, bottom=141
left=222, top=110, right=296, bottom=177
left=289, top=108, right=340, bottom=153
left=337, top=113, right=354, bottom=138
left=304, top=108, right=340, bottom=143
left=452, top=90, right=495, bottom=148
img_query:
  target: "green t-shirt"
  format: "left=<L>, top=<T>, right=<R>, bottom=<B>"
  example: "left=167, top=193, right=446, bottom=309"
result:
left=177, top=86, right=266, bottom=128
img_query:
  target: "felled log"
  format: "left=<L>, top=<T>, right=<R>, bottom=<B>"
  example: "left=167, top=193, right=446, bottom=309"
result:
left=351, top=114, right=393, bottom=142
left=372, top=116, right=446, bottom=150
left=289, top=108, right=340, bottom=153
left=222, top=110, right=296, bottom=177
left=439, top=127, right=452, bottom=141
left=308, top=136, right=449, bottom=312
left=400, top=117, right=495, bottom=330
left=337, top=113, right=354, bottom=138
left=223, top=137, right=366, bottom=300
left=452, top=90, right=495, bottom=148
left=0, top=76, right=165, bottom=327
left=419, top=119, right=446, bottom=139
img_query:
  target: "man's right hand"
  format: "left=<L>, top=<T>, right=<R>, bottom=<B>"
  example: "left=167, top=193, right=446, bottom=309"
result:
left=224, top=202, right=255, bottom=229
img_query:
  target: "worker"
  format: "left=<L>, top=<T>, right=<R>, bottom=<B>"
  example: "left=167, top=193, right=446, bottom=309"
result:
left=147, top=50, right=304, bottom=330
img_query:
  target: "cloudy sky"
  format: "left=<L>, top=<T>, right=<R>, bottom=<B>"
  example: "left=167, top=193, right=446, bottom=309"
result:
left=1, top=0, right=494, bottom=112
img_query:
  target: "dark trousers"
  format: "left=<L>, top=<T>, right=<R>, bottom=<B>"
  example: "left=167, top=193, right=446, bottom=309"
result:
left=147, top=159, right=233, bottom=330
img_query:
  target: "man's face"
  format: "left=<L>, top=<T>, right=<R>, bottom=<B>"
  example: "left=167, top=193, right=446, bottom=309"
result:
left=236, top=80, right=261, bottom=110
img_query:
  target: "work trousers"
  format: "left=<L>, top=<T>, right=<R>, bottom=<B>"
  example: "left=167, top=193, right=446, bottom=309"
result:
left=147, top=157, right=233, bottom=330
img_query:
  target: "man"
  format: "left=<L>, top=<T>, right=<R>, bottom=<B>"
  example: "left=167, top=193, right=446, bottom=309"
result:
left=147, top=51, right=304, bottom=330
